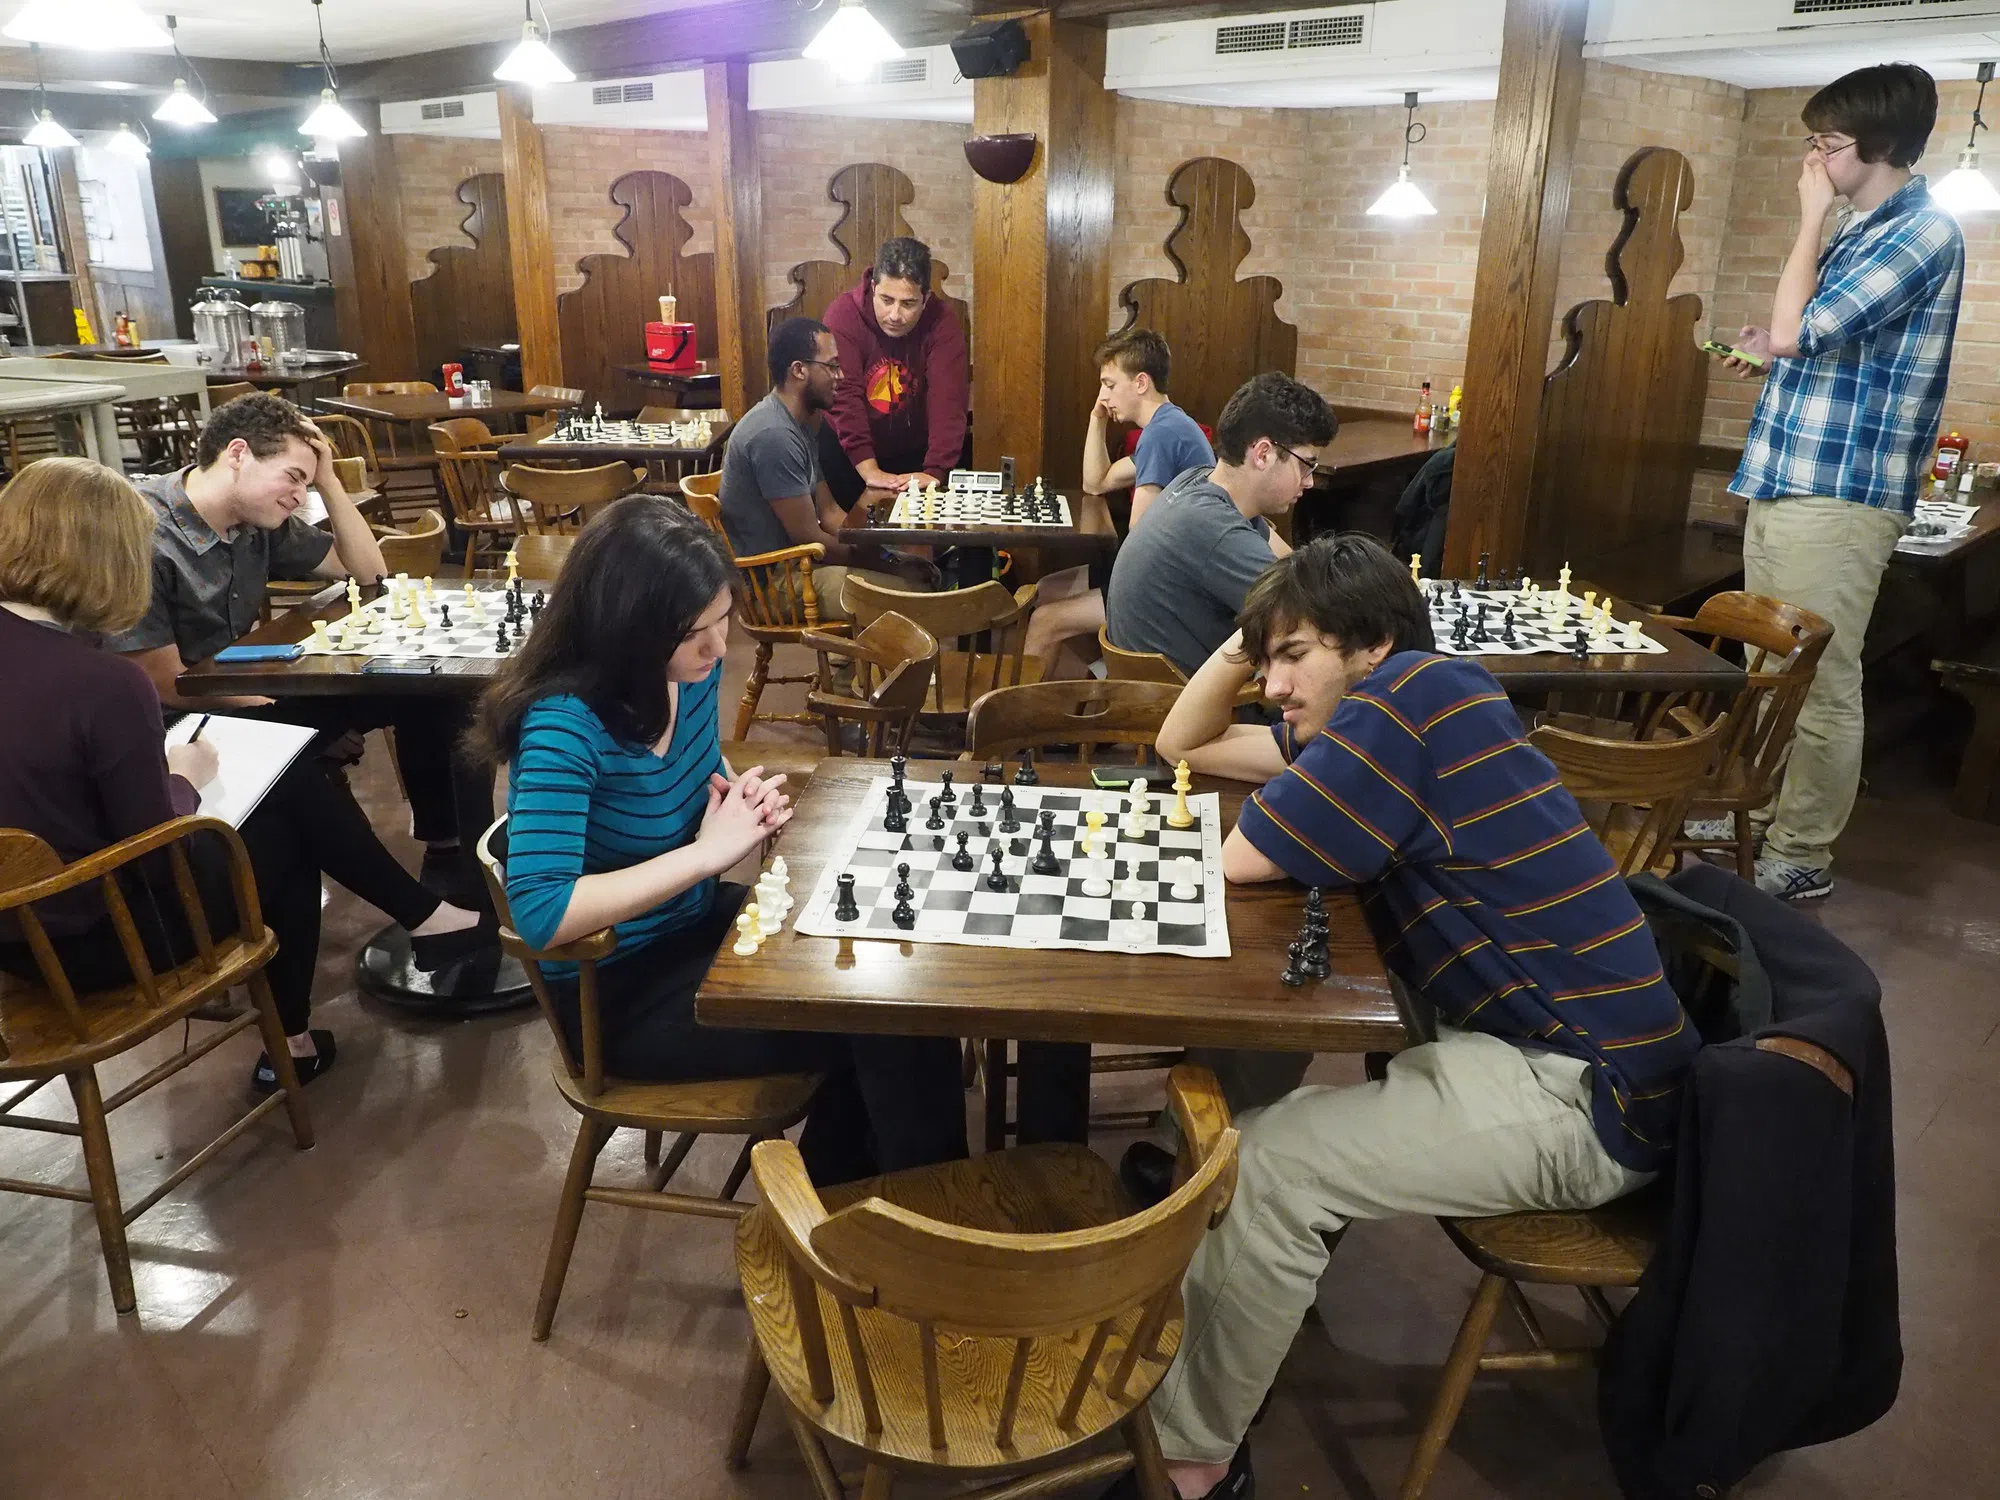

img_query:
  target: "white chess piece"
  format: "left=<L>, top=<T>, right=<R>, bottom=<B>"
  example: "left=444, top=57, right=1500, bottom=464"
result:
left=346, top=578, right=362, bottom=613
left=310, top=619, right=331, bottom=649
left=732, top=907, right=762, bottom=955
left=1169, top=856, right=1199, bottom=901
left=756, top=887, right=784, bottom=937
left=1081, top=855, right=1113, bottom=898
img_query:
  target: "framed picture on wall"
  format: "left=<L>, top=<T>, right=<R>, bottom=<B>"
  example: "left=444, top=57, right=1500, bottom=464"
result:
left=214, top=187, right=272, bottom=247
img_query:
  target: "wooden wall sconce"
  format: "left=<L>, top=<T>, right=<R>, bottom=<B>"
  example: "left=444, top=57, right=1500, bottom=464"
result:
left=964, top=133, right=1037, bottom=184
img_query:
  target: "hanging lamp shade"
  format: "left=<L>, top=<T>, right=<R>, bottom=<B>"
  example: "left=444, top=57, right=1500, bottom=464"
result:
left=153, top=77, right=217, bottom=126
left=494, top=18, right=573, bottom=85
left=1932, top=147, right=2000, bottom=216
left=23, top=109, right=79, bottom=149
left=1367, top=165, right=1438, bottom=218
left=802, top=0, right=905, bottom=83
left=106, top=123, right=152, bottom=158
left=301, top=86, right=365, bottom=139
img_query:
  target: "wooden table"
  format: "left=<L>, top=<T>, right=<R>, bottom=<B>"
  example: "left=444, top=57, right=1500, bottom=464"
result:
left=615, top=360, right=722, bottom=408
left=175, top=581, right=526, bottom=1015
left=698, top=759, right=1408, bottom=1053
left=840, top=488, right=1117, bottom=555
left=318, top=389, right=576, bottom=428
left=1478, top=608, right=1743, bottom=698
left=1297, top=415, right=1447, bottom=544
left=0, top=377, right=128, bottom=469
left=214, top=358, right=367, bottom=397
left=0, top=356, right=211, bottom=473
left=495, top=424, right=728, bottom=466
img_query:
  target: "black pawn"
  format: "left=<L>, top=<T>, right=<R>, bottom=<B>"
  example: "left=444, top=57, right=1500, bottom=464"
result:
left=833, top=873, right=861, bottom=922
left=1475, top=551, right=1490, bottom=589
left=495, top=622, right=510, bottom=653
left=969, top=783, right=987, bottom=819
left=1451, top=616, right=1469, bottom=652
left=998, top=788, right=1019, bottom=833
left=1450, top=578, right=1462, bottom=602
left=1281, top=941, right=1308, bottom=987
left=893, top=862, right=914, bottom=902
left=439, top=605, right=451, bottom=629
left=939, top=770, right=957, bottom=804
left=952, top=831, right=975, bottom=871
left=926, top=796, right=945, bottom=831
left=891, top=892, right=916, bottom=930
left=986, top=844, right=1008, bottom=891
left=1014, top=751, right=1039, bottom=786
left=531, top=590, right=545, bottom=617
left=1513, top=565, right=1527, bottom=591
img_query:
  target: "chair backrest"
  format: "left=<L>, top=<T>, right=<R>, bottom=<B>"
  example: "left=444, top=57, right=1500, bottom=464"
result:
left=967, top=679, right=1183, bottom=763
left=752, top=1063, right=1238, bottom=1452
left=502, top=461, right=642, bottom=531
left=680, top=469, right=724, bottom=519
left=374, top=508, right=447, bottom=577
left=55, top=348, right=169, bottom=363
left=1530, top=711, right=1725, bottom=876
left=475, top=817, right=615, bottom=1094
left=812, top=611, right=940, bottom=755
left=844, top=576, right=1040, bottom=712
left=429, top=416, right=498, bottom=453
left=314, top=412, right=380, bottom=472
left=432, top=447, right=508, bottom=526
left=528, top=383, right=584, bottom=405
left=514, top=531, right=574, bottom=581
left=346, top=380, right=439, bottom=396
left=1098, top=624, right=1186, bottom=686
left=1646, top=591, right=1835, bottom=806
left=207, top=381, right=257, bottom=406
left=0, top=817, right=262, bottom=1044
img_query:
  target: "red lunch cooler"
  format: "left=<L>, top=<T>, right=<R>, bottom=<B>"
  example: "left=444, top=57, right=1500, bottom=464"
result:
left=645, top=321, right=698, bottom=372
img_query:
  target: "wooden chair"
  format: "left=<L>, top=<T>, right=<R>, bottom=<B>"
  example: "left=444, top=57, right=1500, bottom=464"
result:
left=512, top=531, right=574, bottom=582
left=314, top=411, right=381, bottom=484
left=0, top=819, right=314, bottom=1314
left=1099, top=626, right=1185, bottom=686
left=473, top=820, right=822, bottom=1341
left=431, top=420, right=524, bottom=577
left=374, top=508, right=448, bottom=578
left=501, top=461, right=643, bottom=533
left=844, top=577, right=1045, bottom=738
left=1643, top=592, right=1834, bottom=877
left=1396, top=1030, right=1854, bottom=1500
left=729, top=1062, right=1239, bottom=1500
left=1528, top=709, right=1726, bottom=878
left=801, top=610, right=939, bottom=757
left=344, top=380, right=438, bottom=461
left=681, top=474, right=852, bottom=741
left=207, top=380, right=257, bottom=406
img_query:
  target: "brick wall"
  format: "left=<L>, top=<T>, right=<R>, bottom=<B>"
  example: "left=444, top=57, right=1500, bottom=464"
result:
left=539, top=125, right=713, bottom=295
left=392, top=134, right=504, bottom=285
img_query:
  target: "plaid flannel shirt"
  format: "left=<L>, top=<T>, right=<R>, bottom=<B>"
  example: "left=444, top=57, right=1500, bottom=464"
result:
left=1731, top=175, right=1964, bottom=516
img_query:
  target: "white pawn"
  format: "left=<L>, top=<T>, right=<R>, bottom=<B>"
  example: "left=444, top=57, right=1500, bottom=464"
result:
left=732, top=907, right=762, bottom=956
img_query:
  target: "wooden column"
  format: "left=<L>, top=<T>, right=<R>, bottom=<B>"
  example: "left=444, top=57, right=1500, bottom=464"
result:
left=48, top=149, right=101, bottom=342
left=1442, top=0, right=1588, bottom=577
left=970, top=11, right=1115, bottom=490
left=706, top=59, right=766, bottom=420
left=325, top=100, right=418, bottom=381
left=498, top=84, right=562, bottom=393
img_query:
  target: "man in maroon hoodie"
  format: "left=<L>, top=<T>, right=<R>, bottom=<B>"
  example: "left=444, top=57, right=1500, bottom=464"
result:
left=819, top=236, right=970, bottom=506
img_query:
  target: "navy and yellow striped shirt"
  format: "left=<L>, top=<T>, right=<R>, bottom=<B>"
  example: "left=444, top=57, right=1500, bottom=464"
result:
left=505, top=666, right=726, bottom=967
left=1238, top=651, right=1697, bottom=1171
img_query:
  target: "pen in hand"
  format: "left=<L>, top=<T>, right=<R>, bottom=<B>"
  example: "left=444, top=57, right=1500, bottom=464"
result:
left=188, top=715, right=212, bottom=743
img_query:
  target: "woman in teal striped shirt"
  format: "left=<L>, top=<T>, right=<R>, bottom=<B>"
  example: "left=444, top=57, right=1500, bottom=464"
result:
left=475, top=496, right=965, bottom=1182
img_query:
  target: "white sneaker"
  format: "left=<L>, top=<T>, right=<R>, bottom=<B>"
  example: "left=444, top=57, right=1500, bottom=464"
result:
left=1754, top=857, right=1833, bottom=901
left=1681, top=816, right=1734, bottom=843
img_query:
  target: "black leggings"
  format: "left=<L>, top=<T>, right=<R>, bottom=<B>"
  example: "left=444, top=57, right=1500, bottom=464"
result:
left=547, top=884, right=969, bottom=1185
left=0, top=759, right=441, bottom=1035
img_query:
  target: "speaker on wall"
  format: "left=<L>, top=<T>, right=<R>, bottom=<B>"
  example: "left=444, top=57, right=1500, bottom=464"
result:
left=950, top=19, right=1028, bottom=80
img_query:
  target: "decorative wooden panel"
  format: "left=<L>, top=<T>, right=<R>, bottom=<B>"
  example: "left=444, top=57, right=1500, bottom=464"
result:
left=765, top=162, right=970, bottom=342
left=1526, top=146, right=1710, bottom=575
left=556, top=170, right=717, bottom=414
left=408, top=173, right=516, bottom=386
left=1111, top=157, right=1297, bottom=432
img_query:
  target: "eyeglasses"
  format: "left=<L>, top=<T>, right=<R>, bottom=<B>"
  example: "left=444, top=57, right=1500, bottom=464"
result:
left=803, top=358, right=843, bottom=375
left=1802, top=134, right=1857, bottom=160
left=1277, top=443, right=1319, bottom=476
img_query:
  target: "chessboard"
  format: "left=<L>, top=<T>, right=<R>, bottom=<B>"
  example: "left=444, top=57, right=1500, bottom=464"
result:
left=537, top=417, right=716, bottom=449
left=885, top=486, right=1072, bottom=528
left=1423, top=580, right=1667, bottom=658
left=792, top=772, right=1230, bottom=957
left=299, top=580, right=544, bottom=658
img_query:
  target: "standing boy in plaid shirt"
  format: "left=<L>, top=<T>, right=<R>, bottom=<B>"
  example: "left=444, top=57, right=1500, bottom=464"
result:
left=1724, top=63, right=1964, bottom=900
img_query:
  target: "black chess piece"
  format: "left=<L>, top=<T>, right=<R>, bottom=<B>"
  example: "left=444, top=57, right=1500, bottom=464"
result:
left=926, top=796, right=945, bottom=830
left=892, top=892, right=916, bottom=929
left=1572, top=628, right=1590, bottom=660
left=439, top=605, right=451, bottom=629
left=495, top=622, right=510, bottom=653
left=1475, top=552, right=1490, bottom=589
left=1451, top=616, right=1469, bottom=651
left=1471, top=604, right=1490, bottom=645
left=969, top=783, right=987, bottom=819
left=1502, top=608, right=1516, bottom=646
left=985, top=844, right=1008, bottom=891
left=997, top=788, right=1019, bottom=832
left=983, top=762, right=1004, bottom=784
left=1513, top=565, right=1527, bottom=590
left=1450, top=578, right=1462, bottom=601
left=939, top=770, right=957, bottom=804
left=1031, top=814, right=1061, bottom=875
left=1280, top=939, right=1308, bottom=987
left=884, top=796, right=906, bottom=834
left=531, top=590, right=545, bottom=618
left=893, top=862, right=914, bottom=901
left=833, top=873, right=861, bottom=922
left=1014, top=751, right=1039, bottom=786
left=890, top=753, right=908, bottom=786
left=952, top=831, right=975, bottom=871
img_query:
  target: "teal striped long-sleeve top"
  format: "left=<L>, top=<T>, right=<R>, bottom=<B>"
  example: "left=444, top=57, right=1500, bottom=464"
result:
left=504, top=666, right=726, bottom=966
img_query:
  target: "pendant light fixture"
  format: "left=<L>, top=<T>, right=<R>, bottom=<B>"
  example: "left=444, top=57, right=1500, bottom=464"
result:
left=493, top=0, right=573, bottom=86
left=299, top=0, right=366, bottom=140
left=4, top=0, right=172, bottom=50
left=106, top=121, right=152, bottom=159
left=22, top=44, right=79, bottom=151
left=802, top=0, right=905, bottom=84
left=1367, top=91, right=1439, bottom=219
left=1930, top=62, right=2000, bottom=217
left=153, top=15, right=217, bottom=127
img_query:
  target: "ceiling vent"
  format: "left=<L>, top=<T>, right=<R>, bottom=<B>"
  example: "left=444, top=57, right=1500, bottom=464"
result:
left=419, top=98, right=465, bottom=121
left=1288, top=13, right=1367, bottom=47
left=1215, top=10, right=1368, bottom=56
left=877, top=56, right=929, bottom=84
left=592, top=80, right=655, bottom=106
left=1216, top=21, right=1288, bottom=53
left=1792, top=0, right=1994, bottom=11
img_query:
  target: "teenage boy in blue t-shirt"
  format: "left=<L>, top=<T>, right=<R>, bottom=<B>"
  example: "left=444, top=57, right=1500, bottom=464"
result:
left=1112, top=536, right=1699, bottom=1500
left=1021, top=328, right=1215, bottom=671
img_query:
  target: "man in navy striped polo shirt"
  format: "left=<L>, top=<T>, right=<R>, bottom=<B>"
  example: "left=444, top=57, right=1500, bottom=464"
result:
left=1122, top=536, right=1699, bottom=1500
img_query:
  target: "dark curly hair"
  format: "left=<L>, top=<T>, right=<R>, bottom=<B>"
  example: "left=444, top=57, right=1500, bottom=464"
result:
left=1213, top=372, right=1337, bottom=465
left=194, top=390, right=317, bottom=469
left=1234, top=533, right=1434, bottom=664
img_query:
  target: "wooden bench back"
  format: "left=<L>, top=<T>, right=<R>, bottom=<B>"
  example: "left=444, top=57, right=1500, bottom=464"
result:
left=967, top=679, right=1182, bottom=763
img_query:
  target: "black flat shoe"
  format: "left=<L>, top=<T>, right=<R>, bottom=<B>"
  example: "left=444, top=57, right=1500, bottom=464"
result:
left=408, top=917, right=497, bottom=971
left=252, top=1029, right=337, bottom=1094
left=1121, top=1140, right=1178, bottom=1209
left=1099, top=1441, right=1254, bottom=1499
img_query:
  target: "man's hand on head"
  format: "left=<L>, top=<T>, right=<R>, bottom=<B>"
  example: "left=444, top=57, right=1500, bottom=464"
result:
left=298, top=419, right=340, bottom=489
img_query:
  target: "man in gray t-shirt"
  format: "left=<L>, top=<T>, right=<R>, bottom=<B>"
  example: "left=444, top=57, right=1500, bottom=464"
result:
left=1106, top=372, right=1338, bottom=677
left=718, top=316, right=914, bottom=622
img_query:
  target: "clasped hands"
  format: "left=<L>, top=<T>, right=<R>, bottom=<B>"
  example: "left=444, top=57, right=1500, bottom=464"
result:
left=697, top=765, right=794, bottom=868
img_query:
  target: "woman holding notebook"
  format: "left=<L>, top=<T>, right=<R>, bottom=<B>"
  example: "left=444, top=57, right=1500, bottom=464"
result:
left=0, top=459, right=485, bottom=1092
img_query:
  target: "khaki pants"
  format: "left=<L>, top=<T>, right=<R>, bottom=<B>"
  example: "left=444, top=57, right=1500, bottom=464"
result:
left=795, top=565, right=911, bottom=625
left=1149, top=1029, right=1650, bottom=1464
left=1741, top=496, right=1905, bottom=872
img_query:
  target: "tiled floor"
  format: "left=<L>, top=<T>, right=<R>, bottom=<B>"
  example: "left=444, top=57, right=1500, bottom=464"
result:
left=2, top=642, right=1995, bottom=1499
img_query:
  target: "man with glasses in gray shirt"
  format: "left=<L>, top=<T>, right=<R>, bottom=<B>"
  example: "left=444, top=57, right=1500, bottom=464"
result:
left=1106, top=372, right=1336, bottom=677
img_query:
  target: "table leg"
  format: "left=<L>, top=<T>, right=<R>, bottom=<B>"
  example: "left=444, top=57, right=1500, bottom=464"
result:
left=88, top=402, right=126, bottom=473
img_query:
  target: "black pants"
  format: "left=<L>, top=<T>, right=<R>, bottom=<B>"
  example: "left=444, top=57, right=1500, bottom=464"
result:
left=547, top=884, right=969, bottom=1185
left=244, top=695, right=489, bottom=851
left=0, top=759, right=441, bottom=1035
